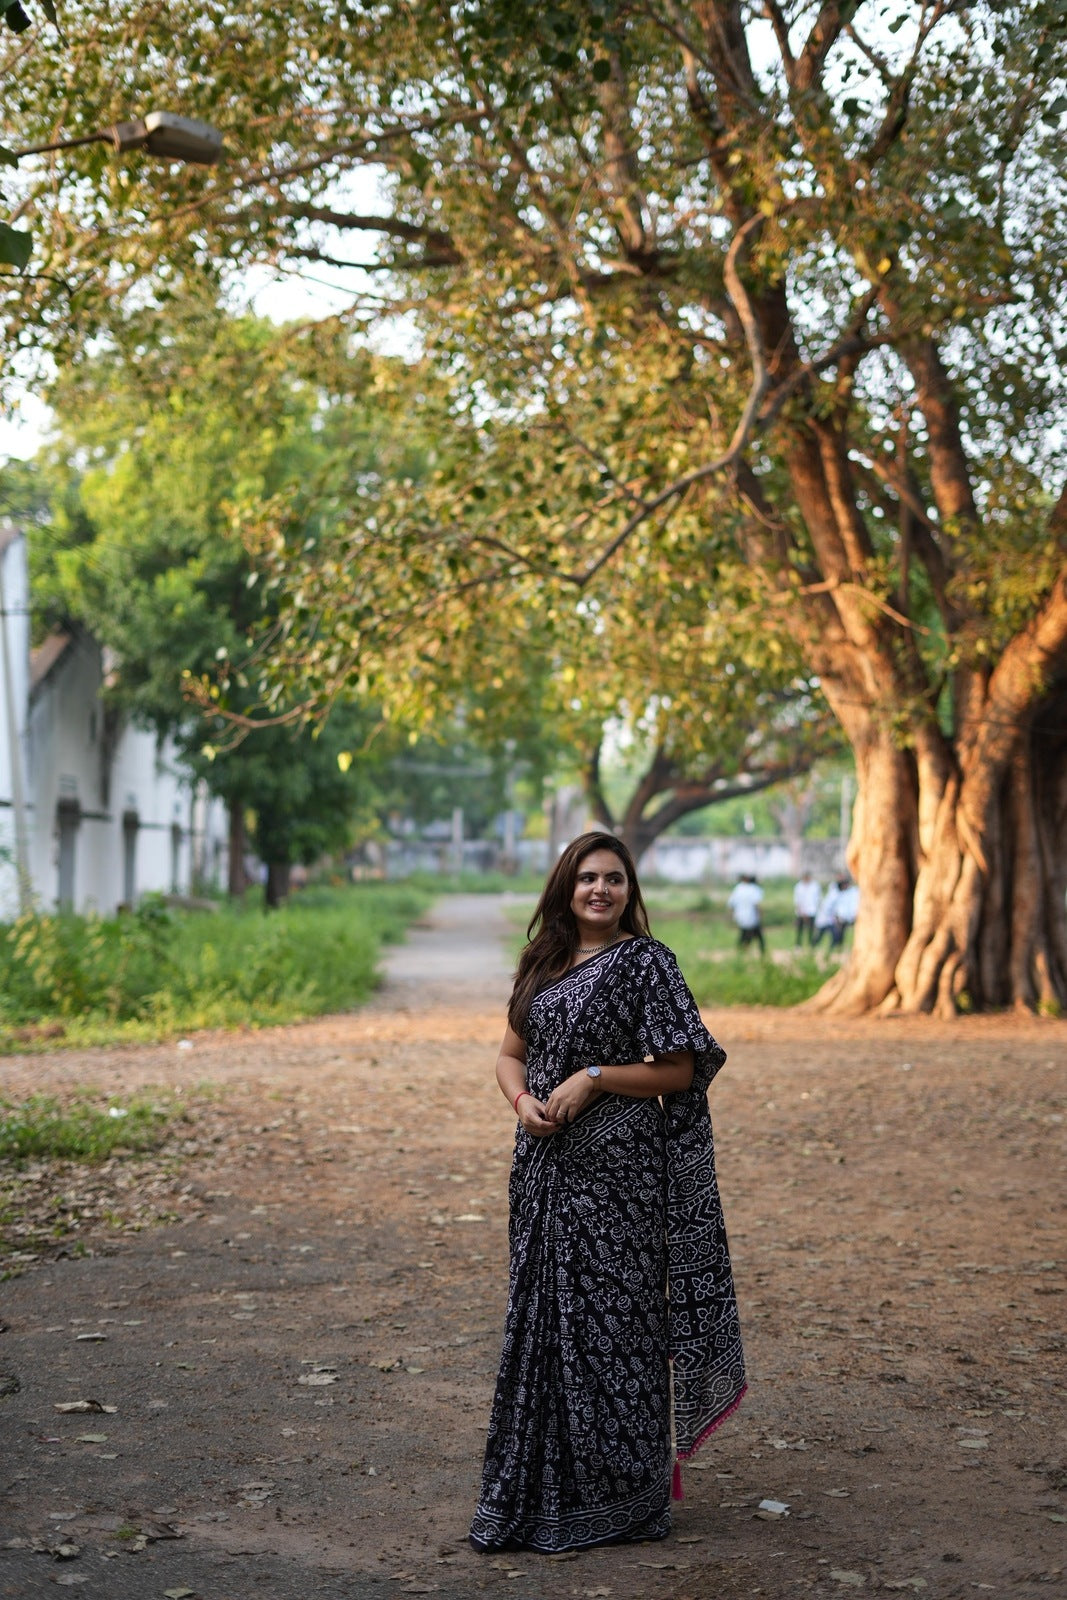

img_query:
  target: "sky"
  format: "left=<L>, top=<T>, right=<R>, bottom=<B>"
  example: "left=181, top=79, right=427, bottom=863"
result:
left=0, top=162, right=388, bottom=462
left=0, top=264, right=373, bottom=461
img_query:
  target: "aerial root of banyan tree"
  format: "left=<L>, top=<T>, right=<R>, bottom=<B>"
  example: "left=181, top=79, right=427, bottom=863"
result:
left=805, top=721, right=1067, bottom=1019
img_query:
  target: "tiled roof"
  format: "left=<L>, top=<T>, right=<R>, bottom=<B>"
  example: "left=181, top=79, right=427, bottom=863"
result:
left=29, top=630, right=73, bottom=692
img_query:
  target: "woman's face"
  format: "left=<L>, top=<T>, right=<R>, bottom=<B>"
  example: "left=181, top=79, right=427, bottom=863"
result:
left=570, top=848, right=630, bottom=934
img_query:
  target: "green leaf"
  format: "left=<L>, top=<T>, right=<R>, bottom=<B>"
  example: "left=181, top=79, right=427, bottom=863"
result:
left=0, top=221, right=32, bottom=270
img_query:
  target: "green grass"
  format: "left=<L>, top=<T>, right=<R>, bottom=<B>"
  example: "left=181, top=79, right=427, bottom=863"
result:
left=650, top=880, right=840, bottom=1006
left=0, top=883, right=431, bottom=1052
left=0, top=1092, right=180, bottom=1164
left=501, top=879, right=842, bottom=1007
left=402, top=868, right=548, bottom=895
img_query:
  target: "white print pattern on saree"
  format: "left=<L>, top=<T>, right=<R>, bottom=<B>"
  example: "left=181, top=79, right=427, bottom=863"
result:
left=470, top=938, right=746, bottom=1553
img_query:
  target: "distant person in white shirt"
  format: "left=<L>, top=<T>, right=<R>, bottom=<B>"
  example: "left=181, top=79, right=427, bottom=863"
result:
left=811, top=880, right=842, bottom=948
left=835, top=879, right=859, bottom=943
left=792, top=872, right=821, bottom=945
left=727, top=874, right=765, bottom=953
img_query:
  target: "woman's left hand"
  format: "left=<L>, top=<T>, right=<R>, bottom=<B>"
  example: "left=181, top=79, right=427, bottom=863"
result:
left=545, top=1071, right=601, bottom=1126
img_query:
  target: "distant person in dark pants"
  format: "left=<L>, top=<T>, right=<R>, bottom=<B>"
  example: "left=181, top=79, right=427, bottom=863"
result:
left=812, top=879, right=847, bottom=949
left=727, top=874, right=765, bottom=953
left=792, top=872, right=820, bottom=946
left=835, top=878, right=859, bottom=945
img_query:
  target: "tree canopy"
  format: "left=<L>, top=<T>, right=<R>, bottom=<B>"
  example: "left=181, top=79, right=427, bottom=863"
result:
left=5, top=2, right=1067, bottom=1009
left=29, top=303, right=420, bottom=898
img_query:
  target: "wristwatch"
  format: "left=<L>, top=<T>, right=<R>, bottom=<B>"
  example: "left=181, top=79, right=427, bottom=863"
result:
left=586, top=1065, right=602, bottom=1083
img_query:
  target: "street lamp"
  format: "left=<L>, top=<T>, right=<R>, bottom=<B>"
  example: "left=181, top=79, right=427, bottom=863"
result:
left=14, top=110, right=224, bottom=165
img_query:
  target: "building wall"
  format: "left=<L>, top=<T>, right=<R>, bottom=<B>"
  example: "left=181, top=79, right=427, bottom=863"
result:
left=639, top=834, right=845, bottom=883
left=0, top=526, right=32, bottom=920
left=0, top=527, right=228, bottom=919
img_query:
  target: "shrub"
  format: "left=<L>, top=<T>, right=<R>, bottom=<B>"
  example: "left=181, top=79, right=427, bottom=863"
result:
left=0, top=884, right=431, bottom=1051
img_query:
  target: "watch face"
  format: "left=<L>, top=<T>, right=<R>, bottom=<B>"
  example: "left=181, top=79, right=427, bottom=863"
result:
left=587, top=1066, right=602, bottom=1079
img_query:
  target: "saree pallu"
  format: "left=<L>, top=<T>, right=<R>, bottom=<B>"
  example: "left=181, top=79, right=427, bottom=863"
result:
left=470, top=937, right=746, bottom=1553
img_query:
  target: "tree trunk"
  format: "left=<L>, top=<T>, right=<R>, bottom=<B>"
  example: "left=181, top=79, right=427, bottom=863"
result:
left=804, top=728, right=918, bottom=1015
left=227, top=799, right=248, bottom=899
left=809, top=691, right=1067, bottom=1016
left=265, top=860, right=291, bottom=910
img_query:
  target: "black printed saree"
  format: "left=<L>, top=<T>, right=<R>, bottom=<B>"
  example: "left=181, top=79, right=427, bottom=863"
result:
left=469, top=937, right=746, bottom=1553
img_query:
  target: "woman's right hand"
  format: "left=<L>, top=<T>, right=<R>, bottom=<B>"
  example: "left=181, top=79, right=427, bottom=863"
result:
left=517, top=1094, right=560, bottom=1137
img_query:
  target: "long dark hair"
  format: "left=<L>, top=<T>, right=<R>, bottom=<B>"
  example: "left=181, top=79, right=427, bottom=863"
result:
left=508, top=831, right=651, bottom=1037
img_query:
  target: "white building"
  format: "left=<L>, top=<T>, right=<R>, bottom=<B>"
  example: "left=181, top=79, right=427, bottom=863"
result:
left=0, top=524, right=228, bottom=919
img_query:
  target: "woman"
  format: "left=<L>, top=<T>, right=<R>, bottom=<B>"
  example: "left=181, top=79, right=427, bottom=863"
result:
left=470, top=833, right=746, bottom=1554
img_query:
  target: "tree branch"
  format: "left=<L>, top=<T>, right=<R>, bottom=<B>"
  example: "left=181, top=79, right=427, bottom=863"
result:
left=586, top=743, right=615, bottom=830
left=900, top=334, right=980, bottom=530
left=762, top=0, right=796, bottom=81
left=563, top=210, right=770, bottom=586
left=794, top=1, right=863, bottom=94
left=279, top=203, right=461, bottom=261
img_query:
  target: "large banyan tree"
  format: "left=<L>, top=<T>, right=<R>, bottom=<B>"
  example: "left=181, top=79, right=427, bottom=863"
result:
left=4, top=1, right=1067, bottom=1012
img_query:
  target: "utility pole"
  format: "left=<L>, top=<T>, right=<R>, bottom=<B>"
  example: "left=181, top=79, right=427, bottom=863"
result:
left=0, top=538, right=32, bottom=913
left=839, top=772, right=854, bottom=872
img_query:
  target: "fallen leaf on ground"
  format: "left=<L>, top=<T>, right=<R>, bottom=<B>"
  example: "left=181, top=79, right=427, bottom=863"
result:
left=830, top=1572, right=865, bottom=1587
left=883, top=1581, right=927, bottom=1592
left=163, top=1588, right=197, bottom=1598
left=756, top=1498, right=789, bottom=1518
left=54, top=1401, right=116, bottom=1414
left=297, top=1372, right=338, bottom=1386
left=74, top=1434, right=108, bottom=1444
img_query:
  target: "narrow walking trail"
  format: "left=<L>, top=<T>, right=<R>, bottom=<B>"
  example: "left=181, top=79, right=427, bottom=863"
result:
left=0, top=895, right=1064, bottom=1600
left=375, top=892, right=515, bottom=996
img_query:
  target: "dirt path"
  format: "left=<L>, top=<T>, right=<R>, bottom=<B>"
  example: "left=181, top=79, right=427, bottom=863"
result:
left=1, top=897, right=1065, bottom=1600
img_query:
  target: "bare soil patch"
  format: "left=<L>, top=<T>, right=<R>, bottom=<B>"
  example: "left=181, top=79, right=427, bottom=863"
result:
left=0, top=916, right=1064, bottom=1600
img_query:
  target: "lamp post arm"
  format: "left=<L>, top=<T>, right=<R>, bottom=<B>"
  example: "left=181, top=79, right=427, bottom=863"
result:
left=12, top=114, right=222, bottom=165
left=11, top=130, right=113, bottom=159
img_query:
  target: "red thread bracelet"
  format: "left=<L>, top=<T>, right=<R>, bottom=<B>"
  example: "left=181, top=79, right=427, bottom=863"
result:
left=513, top=1089, right=532, bottom=1114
